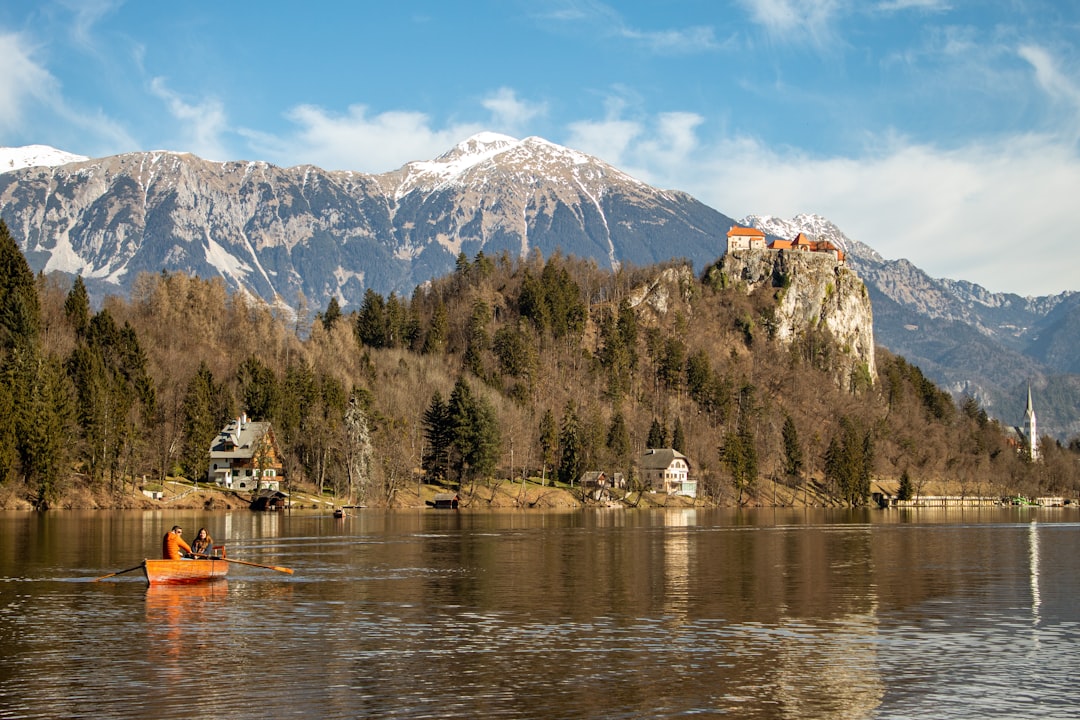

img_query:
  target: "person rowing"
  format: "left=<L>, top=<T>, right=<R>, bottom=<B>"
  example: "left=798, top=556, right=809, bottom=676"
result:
left=161, top=525, right=193, bottom=560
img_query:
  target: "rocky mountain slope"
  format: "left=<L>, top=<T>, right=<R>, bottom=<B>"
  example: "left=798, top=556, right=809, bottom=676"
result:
left=0, top=138, right=1076, bottom=438
left=744, top=214, right=1080, bottom=439
left=0, top=133, right=733, bottom=313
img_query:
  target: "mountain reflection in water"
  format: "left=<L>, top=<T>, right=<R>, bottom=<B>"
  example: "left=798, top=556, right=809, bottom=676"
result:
left=1, top=508, right=1078, bottom=719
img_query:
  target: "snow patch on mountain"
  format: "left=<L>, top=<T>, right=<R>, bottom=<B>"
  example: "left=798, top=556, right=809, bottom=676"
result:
left=0, top=145, right=88, bottom=173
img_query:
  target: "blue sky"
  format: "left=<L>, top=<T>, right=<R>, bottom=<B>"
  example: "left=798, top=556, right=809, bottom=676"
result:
left=1, top=0, right=1078, bottom=296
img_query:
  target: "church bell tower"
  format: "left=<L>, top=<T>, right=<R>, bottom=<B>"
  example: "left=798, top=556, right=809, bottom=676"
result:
left=1024, top=385, right=1039, bottom=461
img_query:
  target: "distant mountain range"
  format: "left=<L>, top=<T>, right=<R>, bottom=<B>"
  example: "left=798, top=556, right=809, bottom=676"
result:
left=0, top=136, right=1075, bottom=439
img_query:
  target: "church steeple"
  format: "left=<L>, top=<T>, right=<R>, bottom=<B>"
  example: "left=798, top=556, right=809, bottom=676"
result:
left=1024, top=385, right=1039, bottom=461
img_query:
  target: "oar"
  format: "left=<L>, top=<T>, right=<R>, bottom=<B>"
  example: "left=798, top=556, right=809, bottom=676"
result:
left=94, top=563, right=144, bottom=582
left=193, top=554, right=293, bottom=575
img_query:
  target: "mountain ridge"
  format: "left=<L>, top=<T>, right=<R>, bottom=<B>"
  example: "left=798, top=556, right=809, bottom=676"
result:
left=0, top=139, right=1077, bottom=438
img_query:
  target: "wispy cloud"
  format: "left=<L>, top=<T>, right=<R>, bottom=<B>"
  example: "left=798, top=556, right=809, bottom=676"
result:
left=537, top=0, right=725, bottom=53
left=617, top=25, right=726, bottom=54
left=241, top=88, right=549, bottom=172
left=1019, top=44, right=1080, bottom=143
left=0, top=33, right=60, bottom=133
left=876, top=0, right=951, bottom=11
left=149, top=78, right=228, bottom=161
left=482, top=88, right=547, bottom=135
left=735, top=0, right=841, bottom=46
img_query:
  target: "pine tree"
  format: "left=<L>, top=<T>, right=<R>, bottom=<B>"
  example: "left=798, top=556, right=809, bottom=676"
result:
left=647, top=418, right=667, bottom=448
left=0, top=220, right=39, bottom=352
left=320, top=296, right=342, bottom=331
left=606, top=409, right=631, bottom=465
left=422, top=392, right=451, bottom=482
left=557, top=400, right=584, bottom=485
left=355, top=289, right=388, bottom=348
left=237, top=355, right=279, bottom=421
left=538, top=408, right=557, bottom=486
left=671, top=417, right=686, bottom=454
left=422, top=301, right=448, bottom=355
left=180, top=362, right=228, bottom=482
left=782, top=414, right=803, bottom=480
left=447, top=377, right=499, bottom=486
left=897, top=469, right=913, bottom=501
left=64, top=275, right=91, bottom=337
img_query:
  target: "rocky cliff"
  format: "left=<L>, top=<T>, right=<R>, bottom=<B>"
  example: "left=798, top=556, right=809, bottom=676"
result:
left=706, top=247, right=876, bottom=385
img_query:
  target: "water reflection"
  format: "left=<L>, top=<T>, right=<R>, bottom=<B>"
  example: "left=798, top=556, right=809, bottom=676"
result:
left=2, top=510, right=1080, bottom=719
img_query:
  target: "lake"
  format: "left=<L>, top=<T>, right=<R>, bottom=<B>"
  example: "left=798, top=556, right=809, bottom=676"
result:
left=1, top=507, right=1078, bottom=719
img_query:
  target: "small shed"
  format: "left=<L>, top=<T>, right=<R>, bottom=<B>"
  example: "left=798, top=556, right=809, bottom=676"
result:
left=250, top=488, right=288, bottom=511
left=429, top=493, right=460, bottom=510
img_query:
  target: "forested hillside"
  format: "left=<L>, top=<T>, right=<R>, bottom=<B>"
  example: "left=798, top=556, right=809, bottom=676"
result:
left=0, top=221, right=1076, bottom=510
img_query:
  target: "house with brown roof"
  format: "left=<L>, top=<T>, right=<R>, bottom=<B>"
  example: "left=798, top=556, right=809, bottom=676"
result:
left=641, top=448, right=695, bottom=497
left=207, top=414, right=284, bottom=490
left=726, top=226, right=766, bottom=251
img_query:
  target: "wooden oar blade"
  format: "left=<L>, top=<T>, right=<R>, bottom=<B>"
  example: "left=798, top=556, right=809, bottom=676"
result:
left=94, top=563, right=144, bottom=582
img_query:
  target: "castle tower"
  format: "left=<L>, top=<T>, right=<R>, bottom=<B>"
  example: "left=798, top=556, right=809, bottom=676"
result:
left=1024, top=385, right=1039, bottom=461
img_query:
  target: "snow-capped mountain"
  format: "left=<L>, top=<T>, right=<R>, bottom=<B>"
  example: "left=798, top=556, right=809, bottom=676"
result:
left=0, top=133, right=733, bottom=314
left=0, top=145, right=88, bottom=173
left=0, top=135, right=1076, bottom=437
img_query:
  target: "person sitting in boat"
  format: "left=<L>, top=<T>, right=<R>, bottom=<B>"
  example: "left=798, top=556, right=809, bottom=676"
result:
left=161, top=525, right=193, bottom=560
left=191, top=527, right=214, bottom=557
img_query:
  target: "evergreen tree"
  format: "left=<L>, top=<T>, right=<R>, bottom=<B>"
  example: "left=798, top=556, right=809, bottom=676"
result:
left=538, top=408, right=557, bottom=485
left=647, top=418, right=667, bottom=448
left=657, top=337, right=685, bottom=391
left=421, top=392, right=452, bottom=482
left=447, top=377, right=500, bottom=485
left=518, top=269, right=549, bottom=336
left=671, top=417, right=686, bottom=454
left=355, top=289, right=388, bottom=348
left=463, top=299, right=491, bottom=378
left=606, top=409, right=631, bottom=468
left=64, top=275, right=91, bottom=337
left=320, top=296, right=342, bottom=331
left=422, top=301, right=448, bottom=355
left=557, top=400, right=584, bottom=485
left=0, top=220, right=39, bottom=352
left=720, top=423, right=757, bottom=505
left=180, top=362, right=228, bottom=482
left=782, top=414, right=804, bottom=480
left=824, top=417, right=872, bottom=506
left=237, top=355, right=279, bottom=421
left=897, top=470, right=913, bottom=501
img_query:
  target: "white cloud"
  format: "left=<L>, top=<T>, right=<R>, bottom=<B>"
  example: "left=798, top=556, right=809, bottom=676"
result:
left=149, top=78, right=229, bottom=161
left=617, top=25, right=725, bottom=54
left=246, top=104, right=484, bottom=172
left=247, top=88, right=550, bottom=172
left=1018, top=44, right=1080, bottom=143
left=876, top=0, right=950, bottom=11
left=624, top=126, right=1080, bottom=296
left=736, top=0, right=841, bottom=45
left=0, top=33, right=59, bottom=133
left=537, top=1, right=725, bottom=54
left=481, top=88, right=547, bottom=135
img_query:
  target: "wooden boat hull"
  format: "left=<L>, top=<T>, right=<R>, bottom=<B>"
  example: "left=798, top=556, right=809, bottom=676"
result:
left=143, top=558, right=229, bottom=585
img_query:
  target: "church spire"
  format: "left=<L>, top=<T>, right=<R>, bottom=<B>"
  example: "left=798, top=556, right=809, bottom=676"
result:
left=1024, top=384, right=1039, bottom=461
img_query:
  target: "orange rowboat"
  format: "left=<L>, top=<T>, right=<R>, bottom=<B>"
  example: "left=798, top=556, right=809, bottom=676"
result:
left=143, top=550, right=229, bottom=585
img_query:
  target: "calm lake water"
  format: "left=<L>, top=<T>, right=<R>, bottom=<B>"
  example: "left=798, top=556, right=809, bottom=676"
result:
left=1, top=507, right=1079, bottom=719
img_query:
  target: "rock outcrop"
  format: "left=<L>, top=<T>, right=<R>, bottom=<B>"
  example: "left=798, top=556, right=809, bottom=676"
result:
left=707, top=248, right=876, bottom=386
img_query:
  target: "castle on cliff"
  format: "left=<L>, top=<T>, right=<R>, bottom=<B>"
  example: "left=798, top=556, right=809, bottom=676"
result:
left=726, top=225, right=846, bottom=262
